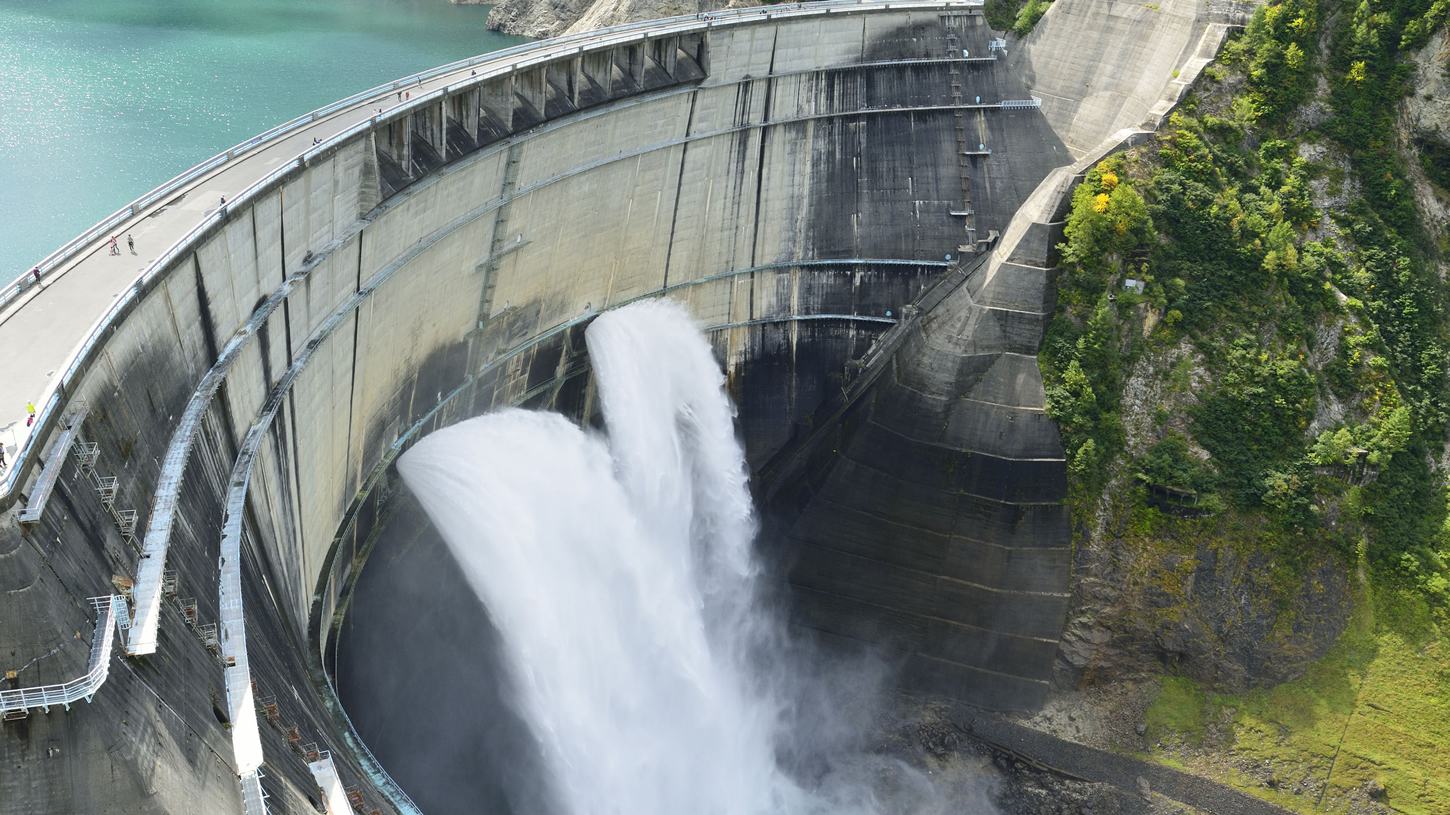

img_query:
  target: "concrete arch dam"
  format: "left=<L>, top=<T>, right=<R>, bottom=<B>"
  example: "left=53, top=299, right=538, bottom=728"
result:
left=0, top=0, right=1243, bottom=811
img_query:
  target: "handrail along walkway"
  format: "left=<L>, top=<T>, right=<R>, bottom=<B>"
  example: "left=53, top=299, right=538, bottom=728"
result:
left=0, top=595, right=128, bottom=718
left=16, top=402, right=88, bottom=524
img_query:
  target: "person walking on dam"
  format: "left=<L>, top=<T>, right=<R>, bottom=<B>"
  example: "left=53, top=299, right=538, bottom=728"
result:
left=108, top=236, right=119, bottom=255
left=127, top=234, right=135, bottom=254
left=25, top=401, right=36, bottom=427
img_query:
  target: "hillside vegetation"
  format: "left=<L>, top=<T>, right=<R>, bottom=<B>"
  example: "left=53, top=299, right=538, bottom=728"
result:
left=1040, top=0, right=1450, bottom=809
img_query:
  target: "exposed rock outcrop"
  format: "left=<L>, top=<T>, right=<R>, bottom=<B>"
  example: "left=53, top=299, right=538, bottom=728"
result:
left=1404, top=28, right=1450, bottom=142
left=469, top=0, right=761, bottom=39
left=1402, top=28, right=1450, bottom=278
left=1057, top=521, right=1351, bottom=693
left=1055, top=344, right=1352, bottom=695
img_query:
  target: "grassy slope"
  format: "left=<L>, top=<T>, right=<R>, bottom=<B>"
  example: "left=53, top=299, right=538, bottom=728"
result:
left=1145, top=582, right=1450, bottom=812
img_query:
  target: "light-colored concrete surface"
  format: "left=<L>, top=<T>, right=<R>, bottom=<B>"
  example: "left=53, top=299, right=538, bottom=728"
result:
left=0, top=60, right=474, bottom=475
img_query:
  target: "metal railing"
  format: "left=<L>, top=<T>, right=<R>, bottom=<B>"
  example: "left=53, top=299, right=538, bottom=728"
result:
left=16, top=402, right=88, bottom=524
left=999, top=96, right=1043, bottom=109
left=0, top=596, right=126, bottom=717
left=307, top=749, right=355, bottom=815
left=240, top=769, right=270, bottom=815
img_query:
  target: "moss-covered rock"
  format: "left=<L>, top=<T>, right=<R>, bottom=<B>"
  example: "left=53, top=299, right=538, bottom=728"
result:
left=1059, top=502, right=1350, bottom=693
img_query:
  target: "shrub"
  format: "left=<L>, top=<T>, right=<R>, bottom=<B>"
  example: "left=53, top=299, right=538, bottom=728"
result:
left=1191, top=340, right=1316, bottom=507
left=1013, top=0, right=1051, bottom=36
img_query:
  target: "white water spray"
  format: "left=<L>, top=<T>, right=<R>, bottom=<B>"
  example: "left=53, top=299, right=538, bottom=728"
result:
left=399, top=300, right=801, bottom=815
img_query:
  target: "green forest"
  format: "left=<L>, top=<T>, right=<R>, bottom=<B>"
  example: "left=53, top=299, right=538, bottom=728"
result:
left=1046, top=0, right=1450, bottom=619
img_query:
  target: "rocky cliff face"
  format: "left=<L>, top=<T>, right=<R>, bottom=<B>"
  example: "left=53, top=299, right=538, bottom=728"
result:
left=469, top=0, right=761, bottom=39
left=1055, top=345, right=1352, bottom=694
left=1403, top=28, right=1450, bottom=277
left=1059, top=510, right=1352, bottom=693
left=1404, top=28, right=1450, bottom=141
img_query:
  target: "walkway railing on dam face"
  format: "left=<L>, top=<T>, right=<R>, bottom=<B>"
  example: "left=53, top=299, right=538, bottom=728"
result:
left=239, top=768, right=270, bottom=815
left=1000, top=96, right=1044, bottom=110
left=0, top=596, right=127, bottom=718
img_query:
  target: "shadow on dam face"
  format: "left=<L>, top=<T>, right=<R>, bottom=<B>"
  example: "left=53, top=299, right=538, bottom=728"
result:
left=336, top=491, right=565, bottom=815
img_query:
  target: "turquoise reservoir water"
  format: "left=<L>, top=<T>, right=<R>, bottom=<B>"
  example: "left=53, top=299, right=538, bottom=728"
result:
left=0, top=0, right=526, bottom=279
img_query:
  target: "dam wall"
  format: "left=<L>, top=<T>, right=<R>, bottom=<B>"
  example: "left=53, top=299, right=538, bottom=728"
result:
left=757, top=0, right=1238, bottom=711
left=0, top=0, right=1239, bottom=811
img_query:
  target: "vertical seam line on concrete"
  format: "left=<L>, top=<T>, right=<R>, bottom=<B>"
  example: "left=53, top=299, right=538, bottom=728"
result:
left=160, top=273, right=188, bottom=375
left=285, top=390, right=304, bottom=596
left=661, top=88, right=699, bottom=291
left=279, top=190, right=309, bottom=594
left=345, top=237, right=363, bottom=497
left=279, top=189, right=295, bottom=368
left=747, top=29, right=779, bottom=279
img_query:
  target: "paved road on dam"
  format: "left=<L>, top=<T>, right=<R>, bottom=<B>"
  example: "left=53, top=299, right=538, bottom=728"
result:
left=0, top=72, right=452, bottom=465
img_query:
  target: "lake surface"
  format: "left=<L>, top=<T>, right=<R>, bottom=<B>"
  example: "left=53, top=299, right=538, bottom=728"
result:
left=0, top=0, right=526, bottom=278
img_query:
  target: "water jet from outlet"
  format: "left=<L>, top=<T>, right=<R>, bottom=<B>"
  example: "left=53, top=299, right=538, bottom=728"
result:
left=399, top=299, right=994, bottom=815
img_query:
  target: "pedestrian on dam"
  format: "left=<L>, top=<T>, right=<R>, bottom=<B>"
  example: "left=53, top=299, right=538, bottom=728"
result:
left=127, top=234, right=135, bottom=254
left=219, top=195, right=226, bottom=207
left=108, top=236, right=119, bottom=255
left=396, top=91, right=402, bottom=102
left=0, top=443, right=7, bottom=471
left=30, top=267, right=40, bottom=284
left=26, top=401, right=36, bottom=427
